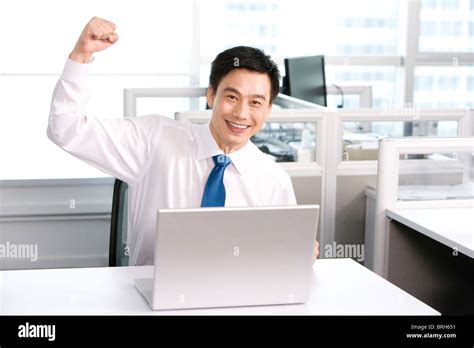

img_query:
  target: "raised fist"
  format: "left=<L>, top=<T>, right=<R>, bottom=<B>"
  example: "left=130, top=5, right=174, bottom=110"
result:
left=69, top=17, right=118, bottom=63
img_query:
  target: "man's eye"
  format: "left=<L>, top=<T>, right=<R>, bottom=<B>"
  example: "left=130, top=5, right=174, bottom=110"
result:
left=227, top=95, right=237, bottom=101
left=252, top=100, right=263, bottom=106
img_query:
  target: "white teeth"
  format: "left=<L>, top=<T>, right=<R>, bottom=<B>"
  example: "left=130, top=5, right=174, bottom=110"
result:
left=228, top=121, right=249, bottom=129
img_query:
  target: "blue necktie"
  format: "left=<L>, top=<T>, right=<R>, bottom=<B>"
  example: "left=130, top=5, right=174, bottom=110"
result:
left=201, top=154, right=232, bottom=207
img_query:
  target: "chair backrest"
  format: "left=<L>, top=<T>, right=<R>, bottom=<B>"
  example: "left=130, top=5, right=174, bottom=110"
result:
left=109, top=179, right=129, bottom=266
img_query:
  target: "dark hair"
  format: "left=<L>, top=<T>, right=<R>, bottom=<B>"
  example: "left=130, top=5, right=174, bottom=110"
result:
left=209, top=46, right=280, bottom=104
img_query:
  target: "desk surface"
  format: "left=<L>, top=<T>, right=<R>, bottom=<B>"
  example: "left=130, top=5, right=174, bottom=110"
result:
left=0, top=259, right=438, bottom=315
left=387, top=208, right=474, bottom=258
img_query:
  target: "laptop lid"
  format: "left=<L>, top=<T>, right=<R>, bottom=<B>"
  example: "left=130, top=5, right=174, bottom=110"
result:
left=149, top=205, right=319, bottom=310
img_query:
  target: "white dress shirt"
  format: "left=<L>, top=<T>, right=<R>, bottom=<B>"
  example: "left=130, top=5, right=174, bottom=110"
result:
left=47, top=59, right=297, bottom=265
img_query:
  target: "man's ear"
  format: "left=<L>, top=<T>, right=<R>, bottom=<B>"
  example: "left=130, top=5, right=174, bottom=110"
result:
left=206, top=86, right=215, bottom=109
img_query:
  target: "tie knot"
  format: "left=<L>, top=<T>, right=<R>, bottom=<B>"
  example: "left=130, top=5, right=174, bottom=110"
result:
left=213, top=154, right=231, bottom=167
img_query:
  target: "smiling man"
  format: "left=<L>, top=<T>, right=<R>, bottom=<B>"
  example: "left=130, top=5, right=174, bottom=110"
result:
left=47, top=17, right=319, bottom=265
left=206, top=52, right=279, bottom=154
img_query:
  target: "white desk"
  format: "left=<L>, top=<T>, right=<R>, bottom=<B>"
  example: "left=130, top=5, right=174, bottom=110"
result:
left=0, top=259, right=438, bottom=315
left=386, top=207, right=474, bottom=258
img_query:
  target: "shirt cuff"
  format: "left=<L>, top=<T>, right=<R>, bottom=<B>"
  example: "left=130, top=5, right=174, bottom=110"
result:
left=60, top=57, right=95, bottom=84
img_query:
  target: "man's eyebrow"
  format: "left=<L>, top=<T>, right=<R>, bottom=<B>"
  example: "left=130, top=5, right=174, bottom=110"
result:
left=223, top=87, right=242, bottom=95
left=223, top=87, right=267, bottom=101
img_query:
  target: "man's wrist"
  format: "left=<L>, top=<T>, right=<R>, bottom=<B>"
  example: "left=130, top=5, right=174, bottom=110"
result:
left=62, top=55, right=93, bottom=84
left=68, top=50, right=92, bottom=64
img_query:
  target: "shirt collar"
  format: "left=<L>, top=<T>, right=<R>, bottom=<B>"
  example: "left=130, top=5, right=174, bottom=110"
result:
left=196, top=122, right=255, bottom=176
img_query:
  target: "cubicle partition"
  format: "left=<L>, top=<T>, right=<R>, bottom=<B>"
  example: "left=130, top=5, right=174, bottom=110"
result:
left=324, top=108, right=472, bottom=263
left=371, top=137, right=473, bottom=314
left=372, top=137, right=473, bottom=274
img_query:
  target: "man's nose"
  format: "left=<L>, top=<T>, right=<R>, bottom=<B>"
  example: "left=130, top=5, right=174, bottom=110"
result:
left=232, top=101, right=250, bottom=120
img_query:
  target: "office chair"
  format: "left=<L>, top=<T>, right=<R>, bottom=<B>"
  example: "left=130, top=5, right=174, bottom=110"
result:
left=109, top=179, right=129, bottom=266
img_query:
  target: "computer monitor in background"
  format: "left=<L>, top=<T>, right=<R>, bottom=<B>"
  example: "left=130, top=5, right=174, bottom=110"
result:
left=282, top=55, right=327, bottom=107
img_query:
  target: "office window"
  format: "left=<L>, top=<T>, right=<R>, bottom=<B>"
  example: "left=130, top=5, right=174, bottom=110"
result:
left=440, top=0, right=460, bottom=8
left=415, top=76, right=434, bottom=90
left=199, top=0, right=402, bottom=109
left=439, top=21, right=463, bottom=36
left=467, top=76, right=474, bottom=90
left=414, top=0, right=473, bottom=109
left=438, top=75, right=460, bottom=90
left=423, top=0, right=438, bottom=8
left=339, top=17, right=396, bottom=29
left=336, top=45, right=397, bottom=55
left=325, top=65, right=402, bottom=108
left=199, top=0, right=400, bottom=59
left=414, top=66, right=474, bottom=108
left=421, top=21, right=437, bottom=35
left=199, top=0, right=281, bottom=58
left=419, top=0, right=473, bottom=52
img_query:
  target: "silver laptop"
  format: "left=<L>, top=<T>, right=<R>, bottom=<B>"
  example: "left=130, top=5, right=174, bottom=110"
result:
left=135, top=205, right=319, bottom=310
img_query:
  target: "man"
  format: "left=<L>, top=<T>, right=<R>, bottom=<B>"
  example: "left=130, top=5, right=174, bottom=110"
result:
left=47, top=17, right=319, bottom=265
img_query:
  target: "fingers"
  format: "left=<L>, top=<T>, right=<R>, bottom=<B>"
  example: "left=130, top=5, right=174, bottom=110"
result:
left=70, top=17, right=118, bottom=62
left=87, top=17, right=117, bottom=41
left=89, top=16, right=116, bottom=31
left=99, top=17, right=116, bottom=31
left=313, top=240, right=319, bottom=261
left=107, top=32, right=119, bottom=43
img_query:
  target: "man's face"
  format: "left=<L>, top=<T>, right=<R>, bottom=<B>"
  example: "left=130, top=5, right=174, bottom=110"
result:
left=207, top=68, right=272, bottom=153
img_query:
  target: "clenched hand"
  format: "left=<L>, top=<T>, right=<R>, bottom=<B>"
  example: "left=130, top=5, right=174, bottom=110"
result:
left=69, top=17, right=118, bottom=64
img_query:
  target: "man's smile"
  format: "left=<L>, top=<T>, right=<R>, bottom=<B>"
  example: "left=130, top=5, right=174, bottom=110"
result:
left=225, top=120, right=251, bottom=133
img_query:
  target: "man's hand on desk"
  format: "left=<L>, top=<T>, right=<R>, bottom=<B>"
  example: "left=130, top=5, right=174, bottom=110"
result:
left=69, top=17, right=118, bottom=64
left=313, top=240, right=319, bottom=263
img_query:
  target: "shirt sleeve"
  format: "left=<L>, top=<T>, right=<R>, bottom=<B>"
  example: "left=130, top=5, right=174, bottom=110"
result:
left=47, top=59, right=159, bottom=185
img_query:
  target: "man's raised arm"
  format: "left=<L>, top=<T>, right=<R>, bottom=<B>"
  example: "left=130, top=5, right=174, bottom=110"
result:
left=47, top=17, right=158, bottom=185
